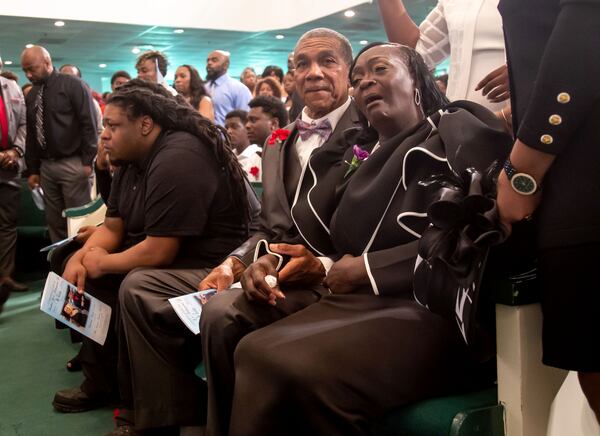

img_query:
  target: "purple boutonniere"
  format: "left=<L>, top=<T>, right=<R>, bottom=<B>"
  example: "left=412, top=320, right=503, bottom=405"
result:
left=344, top=145, right=370, bottom=178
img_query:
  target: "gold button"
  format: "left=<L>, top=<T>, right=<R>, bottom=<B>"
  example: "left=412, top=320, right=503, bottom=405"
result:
left=540, top=134, right=553, bottom=144
left=549, top=114, right=562, bottom=125
left=557, top=92, right=571, bottom=104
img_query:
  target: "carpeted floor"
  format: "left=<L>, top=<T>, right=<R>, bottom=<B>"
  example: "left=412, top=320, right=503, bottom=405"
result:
left=0, top=274, right=113, bottom=436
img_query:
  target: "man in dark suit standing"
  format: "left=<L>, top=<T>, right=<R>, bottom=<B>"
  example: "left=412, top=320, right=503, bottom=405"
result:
left=497, top=0, right=600, bottom=422
left=0, top=55, right=28, bottom=310
left=198, top=28, right=364, bottom=436
left=20, top=46, right=98, bottom=243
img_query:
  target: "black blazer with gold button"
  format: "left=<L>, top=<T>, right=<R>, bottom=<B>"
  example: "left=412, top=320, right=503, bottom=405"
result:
left=499, top=0, right=600, bottom=248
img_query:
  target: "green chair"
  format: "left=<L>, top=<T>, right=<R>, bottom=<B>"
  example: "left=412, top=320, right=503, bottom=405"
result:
left=250, top=181, right=263, bottom=199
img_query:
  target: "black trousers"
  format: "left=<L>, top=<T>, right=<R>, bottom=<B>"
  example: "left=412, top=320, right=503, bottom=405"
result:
left=118, top=268, right=211, bottom=430
left=201, top=290, right=481, bottom=436
left=0, top=183, right=20, bottom=278
left=200, top=287, right=323, bottom=436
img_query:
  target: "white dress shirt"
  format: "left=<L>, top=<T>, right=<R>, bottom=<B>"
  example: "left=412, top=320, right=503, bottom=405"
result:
left=236, top=143, right=262, bottom=182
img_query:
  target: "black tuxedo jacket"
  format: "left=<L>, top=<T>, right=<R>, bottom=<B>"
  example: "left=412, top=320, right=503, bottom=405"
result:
left=499, top=0, right=600, bottom=248
left=230, top=100, right=365, bottom=265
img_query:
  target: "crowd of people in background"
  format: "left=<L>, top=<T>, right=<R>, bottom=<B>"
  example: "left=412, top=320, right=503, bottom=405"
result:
left=0, top=0, right=598, bottom=435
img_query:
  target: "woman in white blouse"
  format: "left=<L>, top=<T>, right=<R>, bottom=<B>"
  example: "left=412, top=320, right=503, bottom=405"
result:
left=378, top=0, right=510, bottom=113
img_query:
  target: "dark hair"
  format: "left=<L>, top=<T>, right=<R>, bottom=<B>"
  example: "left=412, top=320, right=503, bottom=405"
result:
left=0, top=71, right=19, bottom=82
left=177, top=65, right=209, bottom=109
left=136, top=51, right=168, bottom=76
left=249, top=95, right=289, bottom=127
left=261, top=65, right=284, bottom=83
left=350, top=42, right=448, bottom=116
left=225, top=109, right=248, bottom=124
left=111, top=70, right=131, bottom=86
left=255, top=77, right=282, bottom=99
left=241, top=67, right=255, bottom=77
left=295, top=28, right=353, bottom=67
left=435, top=73, right=448, bottom=87
left=107, top=79, right=250, bottom=223
left=59, top=64, right=82, bottom=78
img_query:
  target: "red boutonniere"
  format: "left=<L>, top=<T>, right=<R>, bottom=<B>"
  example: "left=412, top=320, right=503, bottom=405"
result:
left=267, top=128, right=291, bottom=145
left=249, top=166, right=260, bottom=179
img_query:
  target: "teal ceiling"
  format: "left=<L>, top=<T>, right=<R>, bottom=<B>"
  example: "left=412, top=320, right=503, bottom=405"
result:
left=0, top=0, right=436, bottom=92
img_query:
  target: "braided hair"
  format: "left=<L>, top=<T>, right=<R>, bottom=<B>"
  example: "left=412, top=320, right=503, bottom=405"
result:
left=107, top=79, right=250, bottom=223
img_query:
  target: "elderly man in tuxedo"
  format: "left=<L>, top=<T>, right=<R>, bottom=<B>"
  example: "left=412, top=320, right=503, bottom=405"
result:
left=0, top=55, right=28, bottom=310
left=198, top=27, right=366, bottom=436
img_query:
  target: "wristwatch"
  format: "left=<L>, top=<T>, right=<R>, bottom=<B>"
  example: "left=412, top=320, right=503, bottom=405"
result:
left=503, top=158, right=539, bottom=196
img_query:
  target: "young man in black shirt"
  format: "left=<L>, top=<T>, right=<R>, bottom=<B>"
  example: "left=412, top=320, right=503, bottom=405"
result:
left=20, top=46, right=98, bottom=242
left=52, top=81, right=253, bottom=425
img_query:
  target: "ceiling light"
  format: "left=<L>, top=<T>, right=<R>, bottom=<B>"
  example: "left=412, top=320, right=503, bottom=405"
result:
left=25, top=44, right=34, bottom=48
left=54, top=20, right=65, bottom=27
left=99, top=63, right=107, bottom=68
left=4, top=60, right=13, bottom=65
left=173, top=29, right=184, bottom=34
left=359, top=40, right=368, bottom=45
left=275, top=34, right=285, bottom=40
left=131, top=47, right=141, bottom=54
left=344, top=10, right=356, bottom=17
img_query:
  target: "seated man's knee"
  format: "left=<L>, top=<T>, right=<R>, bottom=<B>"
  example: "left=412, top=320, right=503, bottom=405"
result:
left=200, top=290, right=244, bottom=336
left=118, top=268, right=154, bottom=308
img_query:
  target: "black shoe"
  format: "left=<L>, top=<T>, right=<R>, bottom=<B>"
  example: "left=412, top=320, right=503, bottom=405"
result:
left=52, top=387, right=111, bottom=413
left=0, top=284, right=10, bottom=314
left=2, top=277, right=28, bottom=293
left=66, top=355, right=82, bottom=372
left=105, top=425, right=140, bottom=436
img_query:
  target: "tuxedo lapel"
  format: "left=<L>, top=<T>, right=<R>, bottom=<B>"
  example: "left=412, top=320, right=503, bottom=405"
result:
left=290, top=102, right=366, bottom=256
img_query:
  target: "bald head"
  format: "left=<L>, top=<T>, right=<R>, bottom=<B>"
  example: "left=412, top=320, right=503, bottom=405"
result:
left=21, top=46, right=53, bottom=84
left=206, top=50, right=230, bottom=81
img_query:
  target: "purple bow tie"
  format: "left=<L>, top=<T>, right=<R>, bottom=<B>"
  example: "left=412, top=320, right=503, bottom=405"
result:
left=295, top=118, right=333, bottom=142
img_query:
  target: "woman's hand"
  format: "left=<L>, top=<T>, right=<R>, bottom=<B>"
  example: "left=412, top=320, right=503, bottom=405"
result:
left=496, top=170, right=541, bottom=234
left=475, top=64, right=510, bottom=103
left=324, top=254, right=369, bottom=294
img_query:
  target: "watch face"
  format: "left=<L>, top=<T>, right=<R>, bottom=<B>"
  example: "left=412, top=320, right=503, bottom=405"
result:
left=511, top=174, right=537, bottom=195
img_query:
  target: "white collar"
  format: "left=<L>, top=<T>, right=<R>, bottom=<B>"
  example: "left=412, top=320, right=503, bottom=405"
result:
left=300, top=97, right=351, bottom=132
left=237, top=143, right=262, bottom=159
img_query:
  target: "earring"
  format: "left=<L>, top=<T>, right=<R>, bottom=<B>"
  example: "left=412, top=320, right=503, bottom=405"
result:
left=414, top=88, right=421, bottom=106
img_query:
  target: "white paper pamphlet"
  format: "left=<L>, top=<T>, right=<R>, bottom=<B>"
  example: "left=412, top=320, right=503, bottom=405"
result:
left=168, top=289, right=218, bottom=335
left=40, top=272, right=112, bottom=345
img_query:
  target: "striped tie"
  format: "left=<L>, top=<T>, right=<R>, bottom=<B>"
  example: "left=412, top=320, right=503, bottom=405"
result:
left=35, top=85, right=46, bottom=149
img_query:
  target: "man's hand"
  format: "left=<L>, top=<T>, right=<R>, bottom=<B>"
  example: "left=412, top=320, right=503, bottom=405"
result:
left=475, top=64, right=510, bottom=103
left=81, top=247, right=110, bottom=279
left=240, top=254, right=285, bottom=306
left=75, top=225, right=98, bottom=243
left=0, top=150, right=19, bottom=172
left=28, top=174, right=40, bottom=189
left=496, top=170, right=541, bottom=235
left=270, top=243, right=325, bottom=285
left=324, top=254, right=369, bottom=294
left=63, top=256, right=88, bottom=293
left=95, top=140, right=110, bottom=171
left=83, top=165, right=93, bottom=177
left=199, top=257, right=246, bottom=291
